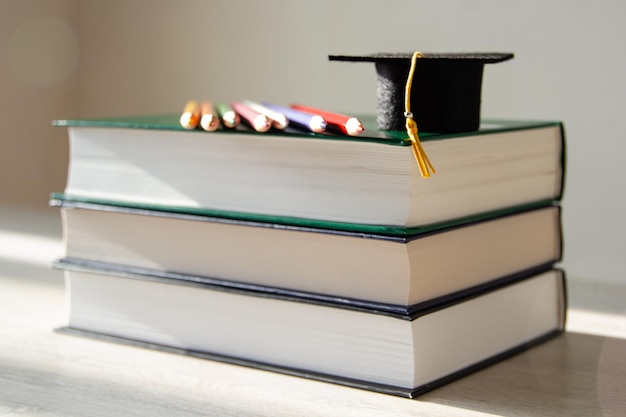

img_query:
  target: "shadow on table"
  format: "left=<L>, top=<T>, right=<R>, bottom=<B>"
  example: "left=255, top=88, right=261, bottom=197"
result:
left=420, top=332, right=626, bottom=417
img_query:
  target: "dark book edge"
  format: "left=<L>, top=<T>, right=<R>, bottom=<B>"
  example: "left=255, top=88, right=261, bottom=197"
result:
left=558, top=122, right=567, bottom=201
left=560, top=269, right=569, bottom=331
left=54, top=258, right=562, bottom=321
left=50, top=193, right=560, bottom=240
left=409, top=267, right=566, bottom=318
left=54, top=325, right=564, bottom=399
left=557, top=204, right=564, bottom=263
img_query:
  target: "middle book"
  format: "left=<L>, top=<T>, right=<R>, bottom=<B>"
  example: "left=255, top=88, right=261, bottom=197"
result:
left=53, top=196, right=562, bottom=313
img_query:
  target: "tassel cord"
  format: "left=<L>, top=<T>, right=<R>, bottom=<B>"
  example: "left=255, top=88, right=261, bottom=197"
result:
left=405, top=51, right=436, bottom=178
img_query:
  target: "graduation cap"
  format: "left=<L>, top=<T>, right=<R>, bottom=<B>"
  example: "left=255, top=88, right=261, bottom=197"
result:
left=329, top=52, right=514, bottom=133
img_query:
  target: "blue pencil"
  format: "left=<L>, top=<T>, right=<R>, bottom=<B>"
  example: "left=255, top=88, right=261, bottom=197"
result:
left=261, top=102, right=327, bottom=133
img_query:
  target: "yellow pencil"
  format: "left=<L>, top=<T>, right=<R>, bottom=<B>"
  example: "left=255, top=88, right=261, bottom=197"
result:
left=180, top=100, right=201, bottom=129
left=199, top=101, right=220, bottom=132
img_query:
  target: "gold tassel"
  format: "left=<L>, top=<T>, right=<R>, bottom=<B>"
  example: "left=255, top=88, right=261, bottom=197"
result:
left=405, top=51, right=436, bottom=178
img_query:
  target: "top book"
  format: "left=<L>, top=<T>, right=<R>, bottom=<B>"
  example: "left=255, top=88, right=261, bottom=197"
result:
left=54, top=115, right=565, bottom=229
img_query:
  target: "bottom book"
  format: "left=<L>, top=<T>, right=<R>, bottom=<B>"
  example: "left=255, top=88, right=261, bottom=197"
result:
left=56, top=261, right=566, bottom=398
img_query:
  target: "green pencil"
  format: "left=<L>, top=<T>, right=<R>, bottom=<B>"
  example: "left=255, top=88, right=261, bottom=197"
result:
left=216, top=102, right=240, bottom=128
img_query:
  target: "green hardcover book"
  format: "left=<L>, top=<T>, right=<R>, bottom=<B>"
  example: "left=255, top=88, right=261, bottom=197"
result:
left=53, top=115, right=565, bottom=228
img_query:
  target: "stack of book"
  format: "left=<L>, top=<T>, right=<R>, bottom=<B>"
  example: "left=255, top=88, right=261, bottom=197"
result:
left=51, top=52, right=568, bottom=398
left=51, top=112, right=566, bottom=398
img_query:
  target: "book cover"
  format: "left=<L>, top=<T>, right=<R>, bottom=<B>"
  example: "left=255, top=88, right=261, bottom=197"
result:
left=50, top=192, right=558, bottom=237
left=53, top=114, right=562, bottom=146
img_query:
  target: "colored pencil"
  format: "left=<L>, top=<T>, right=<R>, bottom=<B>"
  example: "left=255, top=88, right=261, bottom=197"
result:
left=261, top=102, right=327, bottom=133
left=231, top=101, right=272, bottom=133
left=242, top=100, right=289, bottom=130
left=199, top=101, right=220, bottom=132
left=290, top=104, right=364, bottom=136
left=215, top=102, right=240, bottom=128
left=179, top=100, right=201, bottom=130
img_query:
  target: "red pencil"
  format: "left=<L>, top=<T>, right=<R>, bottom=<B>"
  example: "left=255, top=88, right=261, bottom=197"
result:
left=290, top=104, right=364, bottom=136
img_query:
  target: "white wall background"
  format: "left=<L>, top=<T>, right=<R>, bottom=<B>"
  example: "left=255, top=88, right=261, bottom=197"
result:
left=2, top=0, right=625, bottom=285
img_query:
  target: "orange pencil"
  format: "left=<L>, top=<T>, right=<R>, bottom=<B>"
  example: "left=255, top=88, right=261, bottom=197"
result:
left=231, top=101, right=272, bottom=133
left=290, top=104, right=363, bottom=136
left=179, top=100, right=201, bottom=130
left=199, top=101, right=220, bottom=132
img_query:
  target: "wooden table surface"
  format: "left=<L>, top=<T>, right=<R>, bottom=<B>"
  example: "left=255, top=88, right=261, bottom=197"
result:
left=1, top=206, right=625, bottom=416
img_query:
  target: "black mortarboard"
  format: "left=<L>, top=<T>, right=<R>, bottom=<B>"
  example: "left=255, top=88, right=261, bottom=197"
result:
left=329, top=52, right=514, bottom=133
